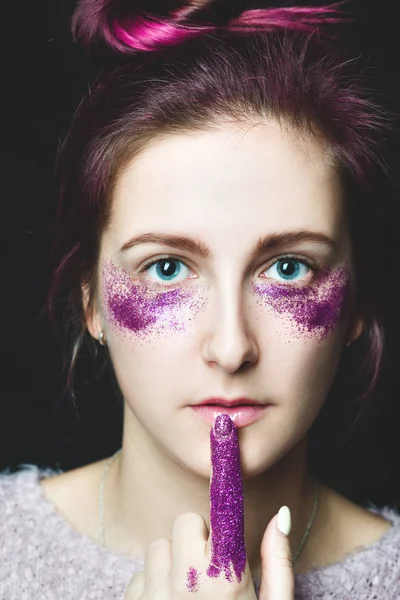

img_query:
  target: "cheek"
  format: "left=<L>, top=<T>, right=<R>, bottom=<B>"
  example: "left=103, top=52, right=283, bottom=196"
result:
left=252, top=265, right=350, bottom=340
left=100, top=260, right=207, bottom=341
left=268, top=334, right=343, bottom=394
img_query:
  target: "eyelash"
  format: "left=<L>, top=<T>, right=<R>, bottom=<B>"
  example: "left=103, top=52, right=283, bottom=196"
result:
left=138, top=254, right=318, bottom=285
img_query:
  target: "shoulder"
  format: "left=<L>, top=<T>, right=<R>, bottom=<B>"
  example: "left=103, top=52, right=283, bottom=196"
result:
left=0, top=460, right=105, bottom=548
left=318, top=484, right=396, bottom=557
left=0, top=465, right=60, bottom=593
left=295, top=483, right=400, bottom=597
left=39, top=458, right=107, bottom=541
left=0, top=462, right=137, bottom=600
left=0, top=463, right=60, bottom=516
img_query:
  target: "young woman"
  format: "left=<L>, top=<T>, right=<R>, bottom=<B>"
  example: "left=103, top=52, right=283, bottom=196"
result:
left=1, top=1, right=399, bottom=599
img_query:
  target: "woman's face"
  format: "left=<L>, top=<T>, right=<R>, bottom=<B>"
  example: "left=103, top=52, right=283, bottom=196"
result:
left=88, top=121, right=361, bottom=478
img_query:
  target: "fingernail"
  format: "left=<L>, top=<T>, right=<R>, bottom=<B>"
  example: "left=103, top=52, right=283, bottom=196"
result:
left=277, top=506, right=291, bottom=536
left=213, top=413, right=234, bottom=439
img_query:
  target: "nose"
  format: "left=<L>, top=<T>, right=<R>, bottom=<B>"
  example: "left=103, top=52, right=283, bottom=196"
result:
left=201, top=283, right=259, bottom=374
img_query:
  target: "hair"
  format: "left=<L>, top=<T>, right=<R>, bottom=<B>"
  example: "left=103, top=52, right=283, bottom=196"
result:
left=48, top=0, right=396, bottom=426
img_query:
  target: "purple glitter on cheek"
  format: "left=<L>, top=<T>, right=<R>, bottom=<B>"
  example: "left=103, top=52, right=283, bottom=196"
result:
left=100, top=260, right=206, bottom=339
left=252, top=264, right=350, bottom=339
left=206, top=414, right=246, bottom=583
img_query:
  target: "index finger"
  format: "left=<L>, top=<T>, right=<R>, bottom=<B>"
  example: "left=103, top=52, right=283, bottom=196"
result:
left=206, top=413, right=247, bottom=584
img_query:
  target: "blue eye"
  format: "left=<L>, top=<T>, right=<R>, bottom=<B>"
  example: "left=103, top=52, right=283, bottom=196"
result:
left=265, top=258, right=310, bottom=282
left=145, top=258, right=190, bottom=283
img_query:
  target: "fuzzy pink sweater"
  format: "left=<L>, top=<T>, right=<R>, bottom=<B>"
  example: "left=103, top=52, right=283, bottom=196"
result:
left=0, top=465, right=399, bottom=600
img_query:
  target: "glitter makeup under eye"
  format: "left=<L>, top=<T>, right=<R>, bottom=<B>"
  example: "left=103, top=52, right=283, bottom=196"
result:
left=206, top=414, right=246, bottom=583
left=252, top=264, right=350, bottom=339
left=101, top=260, right=206, bottom=340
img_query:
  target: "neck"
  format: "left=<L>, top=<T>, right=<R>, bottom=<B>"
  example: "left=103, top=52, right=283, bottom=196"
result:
left=104, top=416, right=318, bottom=577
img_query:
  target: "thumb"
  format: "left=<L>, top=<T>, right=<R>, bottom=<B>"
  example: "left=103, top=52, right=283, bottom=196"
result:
left=258, top=507, right=295, bottom=600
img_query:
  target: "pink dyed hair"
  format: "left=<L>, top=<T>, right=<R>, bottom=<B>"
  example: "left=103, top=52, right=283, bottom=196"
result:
left=50, top=1, right=394, bottom=412
left=72, top=2, right=349, bottom=52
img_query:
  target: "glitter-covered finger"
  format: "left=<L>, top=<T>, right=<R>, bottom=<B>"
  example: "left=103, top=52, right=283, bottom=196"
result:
left=206, top=414, right=246, bottom=583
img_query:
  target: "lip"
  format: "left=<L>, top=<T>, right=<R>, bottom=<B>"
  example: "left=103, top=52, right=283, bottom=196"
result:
left=196, top=397, right=263, bottom=407
left=190, top=404, right=270, bottom=428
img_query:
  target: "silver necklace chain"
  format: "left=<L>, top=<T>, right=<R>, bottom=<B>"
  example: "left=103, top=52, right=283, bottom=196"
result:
left=99, top=448, right=319, bottom=566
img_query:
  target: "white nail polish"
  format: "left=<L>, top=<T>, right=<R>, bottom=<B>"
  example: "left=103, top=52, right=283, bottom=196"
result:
left=277, top=506, right=291, bottom=536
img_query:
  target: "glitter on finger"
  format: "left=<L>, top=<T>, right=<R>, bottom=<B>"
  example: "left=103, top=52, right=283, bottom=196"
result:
left=186, top=566, right=200, bottom=593
left=207, top=414, right=246, bottom=584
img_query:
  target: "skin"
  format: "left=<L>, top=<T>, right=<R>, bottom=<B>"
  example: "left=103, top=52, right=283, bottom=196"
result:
left=84, top=119, right=365, bottom=578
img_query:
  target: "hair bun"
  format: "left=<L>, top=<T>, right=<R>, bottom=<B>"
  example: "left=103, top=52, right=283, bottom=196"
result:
left=71, top=0, right=235, bottom=53
left=72, top=0, right=349, bottom=54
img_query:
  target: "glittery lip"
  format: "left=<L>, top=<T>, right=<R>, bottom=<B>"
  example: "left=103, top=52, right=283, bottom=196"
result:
left=206, top=414, right=246, bottom=583
left=100, top=259, right=206, bottom=338
left=252, top=264, right=350, bottom=338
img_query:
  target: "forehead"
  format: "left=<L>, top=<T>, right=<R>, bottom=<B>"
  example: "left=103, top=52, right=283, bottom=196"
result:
left=109, top=121, right=344, bottom=243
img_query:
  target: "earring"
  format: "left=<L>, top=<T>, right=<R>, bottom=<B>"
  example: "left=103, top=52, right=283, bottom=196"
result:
left=98, top=330, right=106, bottom=346
left=346, top=339, right=352, bottom=347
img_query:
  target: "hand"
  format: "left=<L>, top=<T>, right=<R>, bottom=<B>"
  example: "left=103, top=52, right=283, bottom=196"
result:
left=125, top=414, right=294, bottom=600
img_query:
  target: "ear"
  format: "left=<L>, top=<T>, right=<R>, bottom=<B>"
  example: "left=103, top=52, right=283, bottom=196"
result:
left=81, top=283, right=104, bottom=343
left=346, top=312, right=364, bottom=346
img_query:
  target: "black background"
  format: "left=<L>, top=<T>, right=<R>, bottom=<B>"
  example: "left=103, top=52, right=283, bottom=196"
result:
left=1, top=0, right=400, bottom=510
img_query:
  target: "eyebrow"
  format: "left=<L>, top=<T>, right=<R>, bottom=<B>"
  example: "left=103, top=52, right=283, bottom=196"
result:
left=120, top=230, right=336, bottom=258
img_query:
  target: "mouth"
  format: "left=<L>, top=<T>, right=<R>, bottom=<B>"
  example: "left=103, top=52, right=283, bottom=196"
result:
left=190, top=403, right=270, bottom=428
left=195, top=397, right=266, bottom=407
